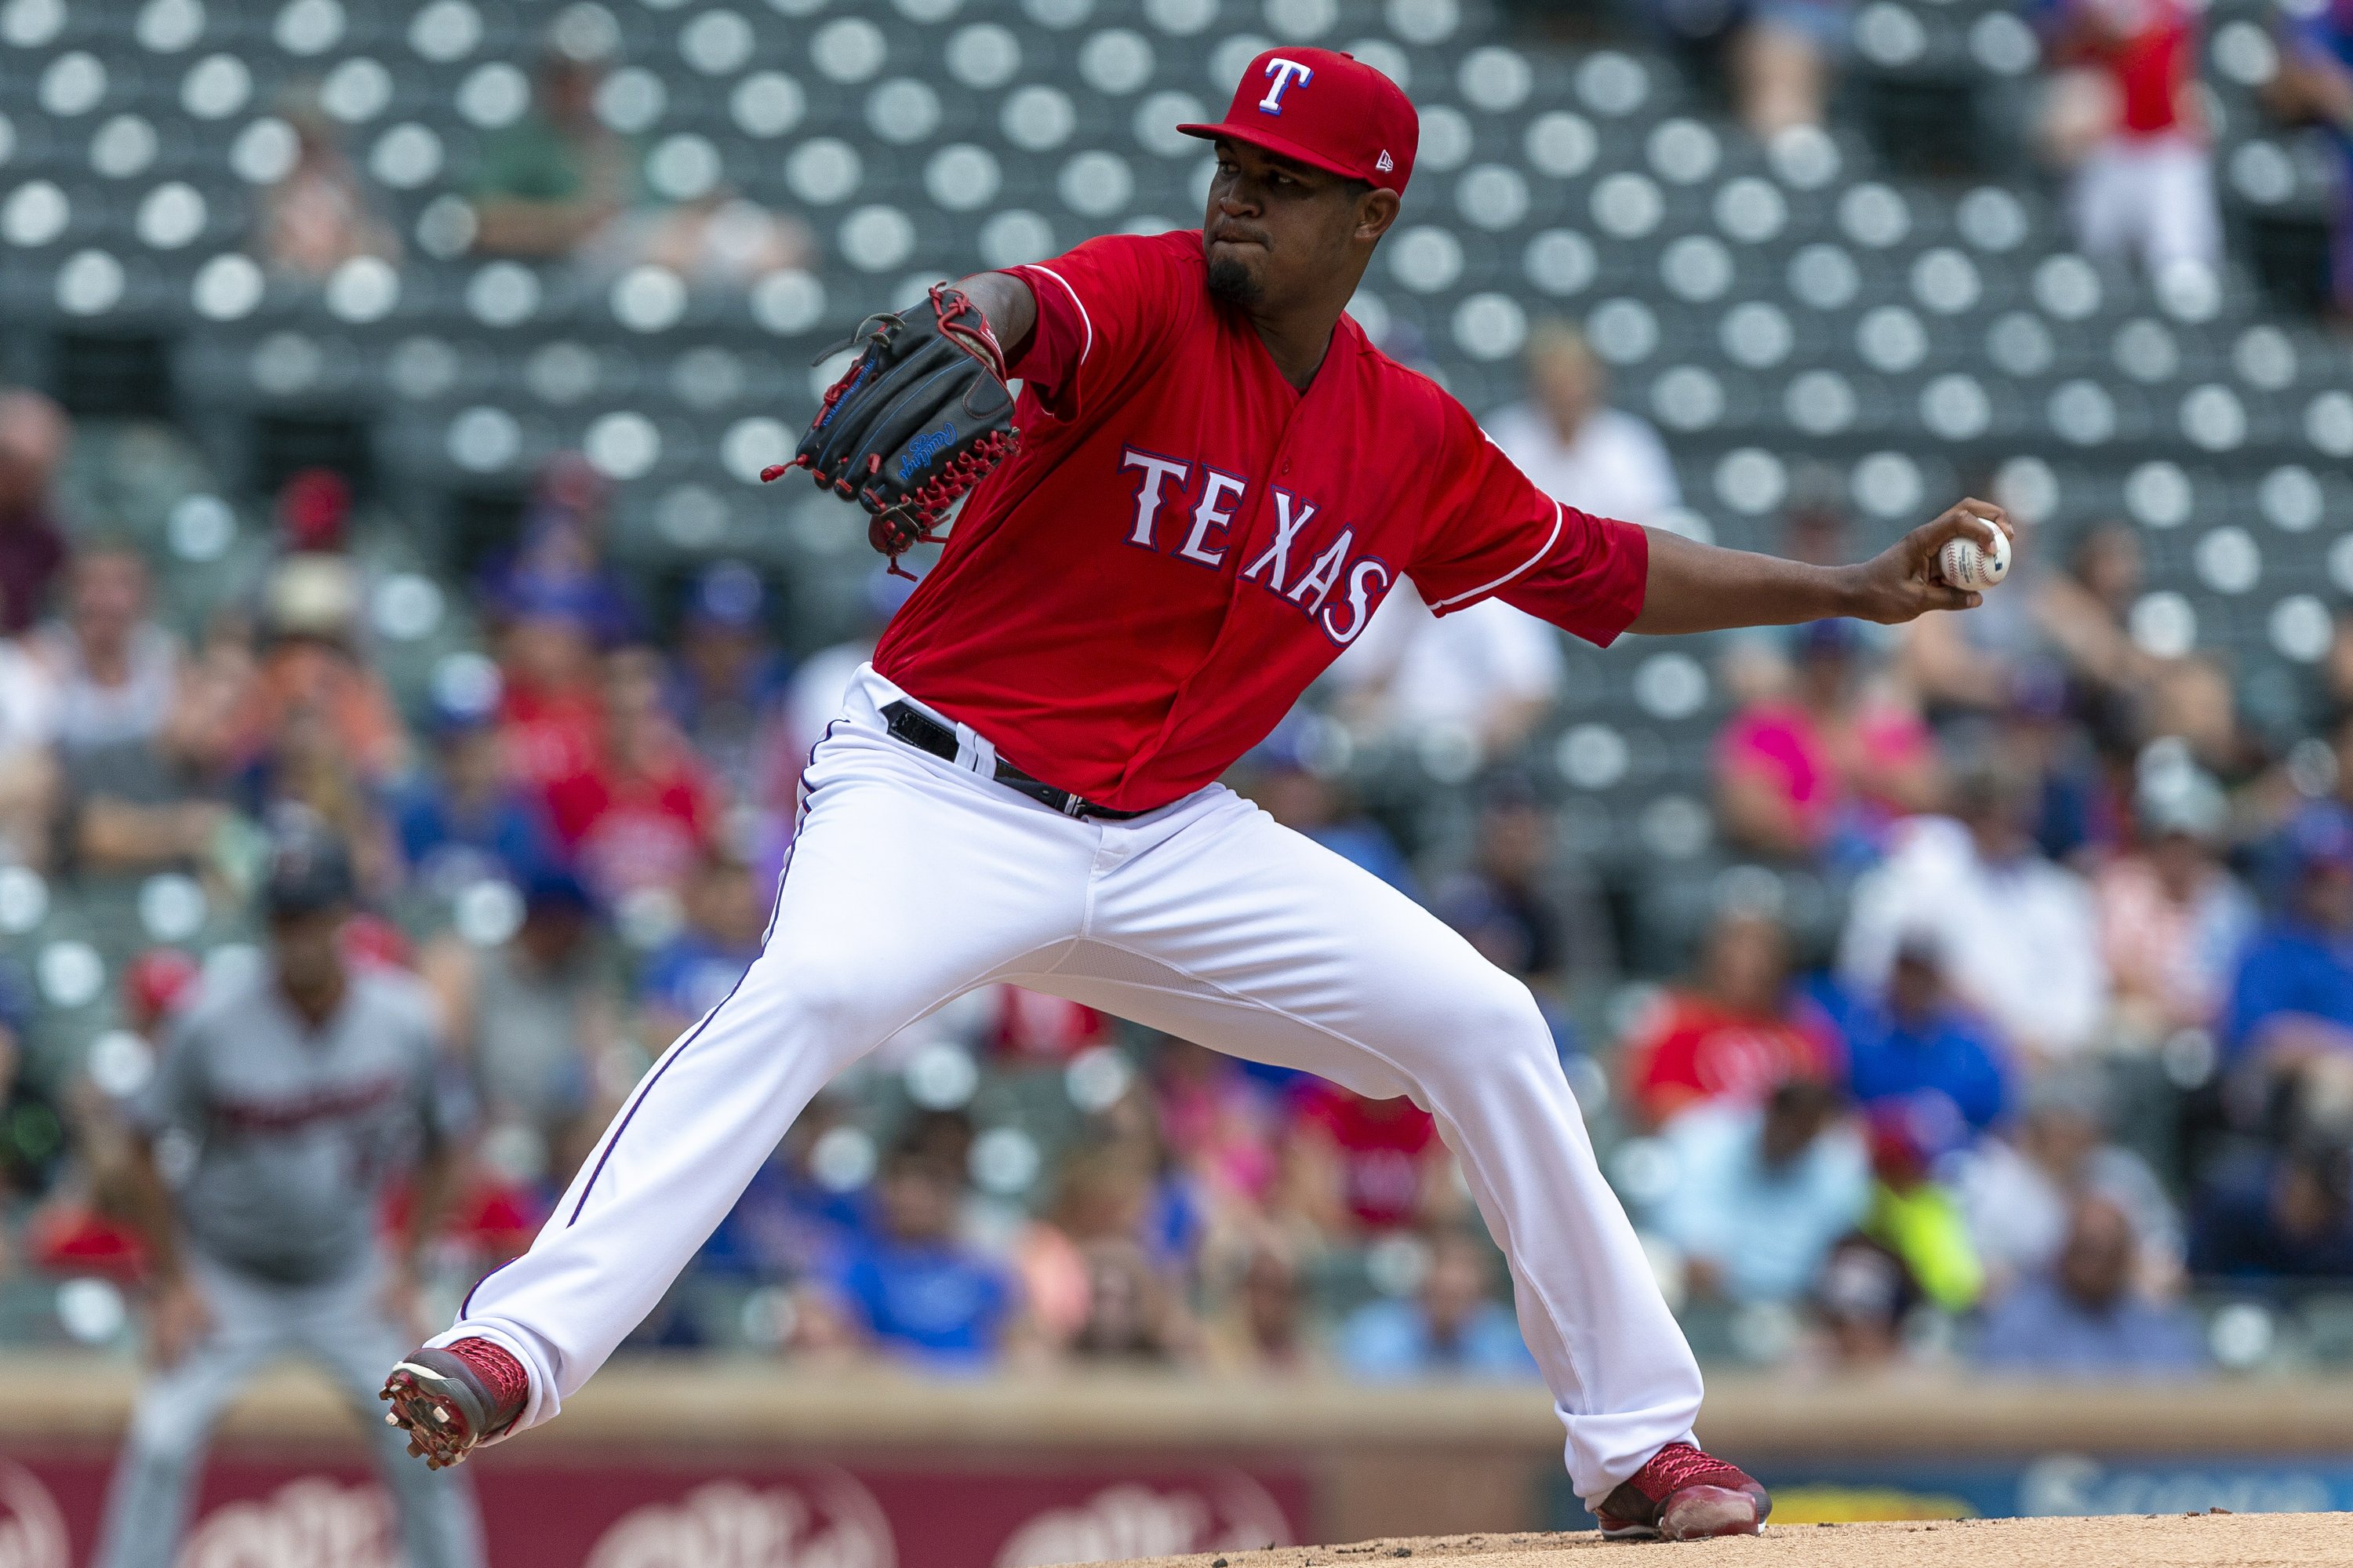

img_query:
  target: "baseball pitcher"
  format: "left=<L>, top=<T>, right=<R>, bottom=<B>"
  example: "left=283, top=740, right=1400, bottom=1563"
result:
left=384, top=49, right=2009, bottom=1541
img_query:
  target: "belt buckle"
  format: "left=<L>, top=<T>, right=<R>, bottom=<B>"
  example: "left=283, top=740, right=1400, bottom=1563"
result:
left=1060, top=794, right=1086, bottom=817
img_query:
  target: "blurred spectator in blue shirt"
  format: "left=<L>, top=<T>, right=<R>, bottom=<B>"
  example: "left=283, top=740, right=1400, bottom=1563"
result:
left=1976, top=1195, right=2207, bottom=1376
left=811, top=1148, right=1024, bottom=1369
left=2268, top=0, right=2353, bottom=317
left=699, top=1092, right=869, bottom=1284
left=481, top=455, right=637, bottom=649
left=664, top=560, right=792, bottom=808
left=1337, top=1231, right=1538, bottom=1381
left=636, top=849, right=769, bottom=1047
left=1240, top=716, right=1417, bottom=898
left=1817, top=933, right=2012, bottom=1137
left=1645, top=1079, right=1871, bottom=1305
left=2191, top=1138, right=2353, bottom=1281
left=1431, top=769, right=1615, bottom=1002
left=391, top=710, right=562, bottom=899
left=2224, top=802, right=2353, bottom=1067
left=2009, top=664, right=2121, bottom=864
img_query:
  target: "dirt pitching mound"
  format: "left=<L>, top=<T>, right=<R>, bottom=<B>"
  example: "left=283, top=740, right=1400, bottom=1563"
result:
left=1107, top=1512, right=2351, bottom=1568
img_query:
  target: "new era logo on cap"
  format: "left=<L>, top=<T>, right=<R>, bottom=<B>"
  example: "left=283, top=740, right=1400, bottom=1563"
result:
left=1178, top=45, right=1420, bottom=193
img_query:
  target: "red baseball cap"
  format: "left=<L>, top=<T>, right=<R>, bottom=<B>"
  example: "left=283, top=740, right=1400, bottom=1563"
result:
left=1179, top=46, right=1418, bottom=195
left=122, top=947, right=201, bottom=1031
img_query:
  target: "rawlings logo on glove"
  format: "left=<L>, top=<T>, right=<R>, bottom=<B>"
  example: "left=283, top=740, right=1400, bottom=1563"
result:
left=900, top=422, right=958, bottom=481
left=763, top=283, right=1020, bottom=578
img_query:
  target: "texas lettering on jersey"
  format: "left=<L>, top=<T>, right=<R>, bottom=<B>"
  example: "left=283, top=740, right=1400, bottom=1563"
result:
left=873, top=229, right=1648, bottom=814
left=1118, top=446, right=1392, bottom=648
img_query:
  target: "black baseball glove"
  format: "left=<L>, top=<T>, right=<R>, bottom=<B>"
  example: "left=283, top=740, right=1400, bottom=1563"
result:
left=762, top=283, right=1020, bottom=577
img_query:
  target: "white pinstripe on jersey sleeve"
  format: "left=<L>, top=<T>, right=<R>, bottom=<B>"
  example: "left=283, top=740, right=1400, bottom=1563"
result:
left=1427, top=498, right=1565, bottom=611
left=1024, top=264, right=1094, bottom=366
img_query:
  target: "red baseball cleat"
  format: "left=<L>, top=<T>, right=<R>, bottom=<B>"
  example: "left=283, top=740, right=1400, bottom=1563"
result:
left=1595, top=1441, right=1772, bottom=1541
left=378, top=1338, right=529, bottom=1470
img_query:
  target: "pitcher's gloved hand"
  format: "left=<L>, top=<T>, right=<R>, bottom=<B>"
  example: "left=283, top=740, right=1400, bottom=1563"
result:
left=766, top=283, right=1020, bottom=577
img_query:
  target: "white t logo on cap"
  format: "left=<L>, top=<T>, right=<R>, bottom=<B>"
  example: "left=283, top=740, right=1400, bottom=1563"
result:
left=1259, top=56, right=1314, bottom=115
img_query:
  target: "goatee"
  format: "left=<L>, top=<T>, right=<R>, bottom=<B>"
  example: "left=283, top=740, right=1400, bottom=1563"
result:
left=1206, top=256, right=1262, bottom=306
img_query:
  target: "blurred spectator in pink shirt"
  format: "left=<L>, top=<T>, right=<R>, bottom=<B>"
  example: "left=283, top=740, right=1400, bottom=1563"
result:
left=1153, top=1037, right=1280, bottom=1213
left=1716, top=620, right=1941, bottom=868
left=2094, top=759, right=2257, bottom=1048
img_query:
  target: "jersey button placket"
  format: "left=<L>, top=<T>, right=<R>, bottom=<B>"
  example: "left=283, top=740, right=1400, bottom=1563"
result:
left=1246, top=401, right=1307, bottom=591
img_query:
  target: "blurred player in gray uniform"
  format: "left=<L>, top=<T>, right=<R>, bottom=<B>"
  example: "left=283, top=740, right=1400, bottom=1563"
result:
left=93, top=824, right=485, bottom=1568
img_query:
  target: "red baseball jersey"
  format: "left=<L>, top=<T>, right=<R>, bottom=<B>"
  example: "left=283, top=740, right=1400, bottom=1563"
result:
left=872, top=229, right=1649, bottom=813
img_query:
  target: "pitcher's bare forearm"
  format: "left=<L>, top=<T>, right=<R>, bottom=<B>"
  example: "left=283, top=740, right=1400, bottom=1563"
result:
left=955, top=272, right=1038, bottom=366
left=1627, top=499, right=2013, bottom=635
left=1630, top=530, right=1863, bottom=635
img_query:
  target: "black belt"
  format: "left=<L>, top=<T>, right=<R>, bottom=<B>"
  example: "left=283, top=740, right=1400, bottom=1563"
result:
left=881, top=701, right=1146, bottom=820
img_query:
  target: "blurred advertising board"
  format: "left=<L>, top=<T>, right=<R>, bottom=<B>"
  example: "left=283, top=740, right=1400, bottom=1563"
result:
left=0, top=1450, right=1307, bottom=1568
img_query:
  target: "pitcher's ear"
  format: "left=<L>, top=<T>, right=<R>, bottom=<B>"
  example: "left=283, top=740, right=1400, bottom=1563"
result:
left=1357, top=187, right=1401, bottom=244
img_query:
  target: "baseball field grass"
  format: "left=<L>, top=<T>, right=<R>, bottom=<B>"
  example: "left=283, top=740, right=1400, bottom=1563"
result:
left=1105, top=1512, right=2352, bottom=1566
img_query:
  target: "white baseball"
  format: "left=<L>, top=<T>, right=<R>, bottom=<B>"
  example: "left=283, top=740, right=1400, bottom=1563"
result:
left=1938, top=522, right=2009, bottom=591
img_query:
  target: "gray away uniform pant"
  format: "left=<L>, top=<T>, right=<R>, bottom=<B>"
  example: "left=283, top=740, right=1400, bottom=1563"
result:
left=93, top=1251, right=483, bottom=1568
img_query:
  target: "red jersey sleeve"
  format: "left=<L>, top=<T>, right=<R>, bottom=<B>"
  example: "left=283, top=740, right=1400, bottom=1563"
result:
left=1408, top=401, right=1650, bottom=646
left=1005, top=231, right=1195, bottom=424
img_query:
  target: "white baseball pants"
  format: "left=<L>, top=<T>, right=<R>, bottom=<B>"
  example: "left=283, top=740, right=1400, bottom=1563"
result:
left=438, top=666, right=1703, bottom=1503
left=2070, top=131, right=2222, bottom=276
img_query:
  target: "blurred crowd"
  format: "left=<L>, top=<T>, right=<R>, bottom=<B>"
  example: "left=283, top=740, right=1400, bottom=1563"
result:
left=2, top=0, right=2353, bottom=1385
left=1560, top=316, right=2353, bottom=1379
left=1, top=300, right=2349, bottom=1384
left=229, top=0, right=2353, bottom=330
left=254, top=27, right=816, bottom=291
left=1620, top=0, right=2353, bottom=318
